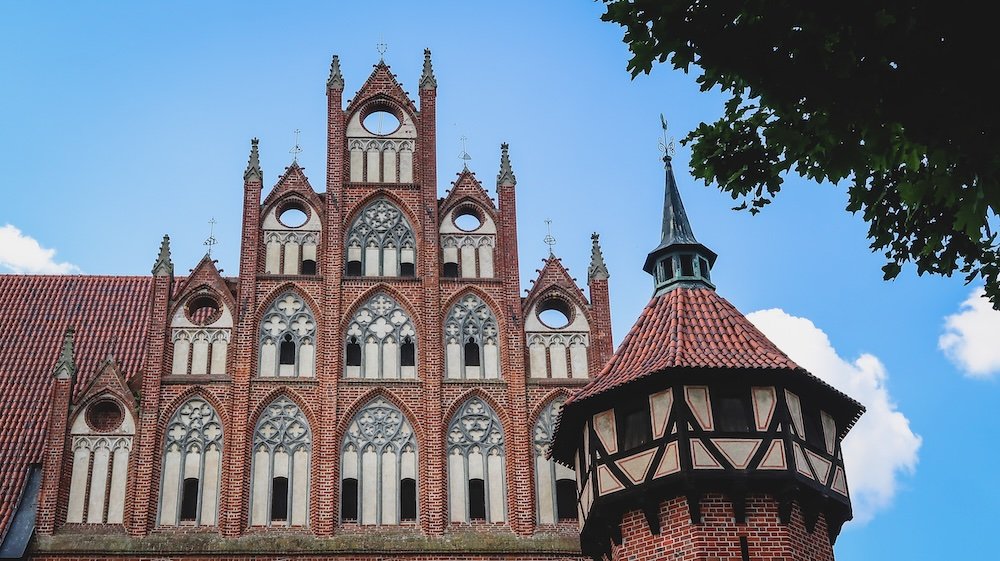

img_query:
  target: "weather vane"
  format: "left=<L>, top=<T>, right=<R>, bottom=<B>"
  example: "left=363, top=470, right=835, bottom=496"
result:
left=658, top=113, right=675, bottom=159
left=290, top=129, right=302, bottom=163
left=204, top=218, right=218, bottom=256
left=377, top=36, right=387, bottom=60
left=459, top=135, right=472, bottom=169
left=543, top=219, right=557, bottom=256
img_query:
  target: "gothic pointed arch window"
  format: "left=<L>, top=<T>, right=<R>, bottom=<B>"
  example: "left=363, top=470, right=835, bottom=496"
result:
left=250, top=396, right=311, bottom=526
left=158, top=397, right=223, bottom=526
left=533, top=397, right=577, bottom=524
left=346, top=198, right=416, bottom=277
left=258, top=292, right=316, bottom=377
left=444, top=294, right=500, bottom=379
left=341, top=397, right=418, bottom=525
left=344, top=293, right=417, bottom=379
left=447, top=397, right=506, bottom=523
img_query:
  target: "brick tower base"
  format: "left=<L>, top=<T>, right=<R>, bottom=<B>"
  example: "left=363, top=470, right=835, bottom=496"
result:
left=612, top=494, right=835, bottom=561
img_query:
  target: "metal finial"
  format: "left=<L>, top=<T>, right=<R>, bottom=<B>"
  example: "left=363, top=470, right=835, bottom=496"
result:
left=290, top=129, right=302, bottom=163
left=204, top=218, right=218, bottom=256
left=658, top=113, right=675, bottom=160
left=543, top=219, right=557, bottom=256
left=459, top=135, right=472, bottom=170
left=376, top=36, right=388, bottom=60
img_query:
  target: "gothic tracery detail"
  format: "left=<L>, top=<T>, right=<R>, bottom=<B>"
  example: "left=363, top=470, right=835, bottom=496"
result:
left=258, top=292, right=316, bottom=377
left=345, top=293, right=417, bottom=379
left=346, top=199, right=416, bottom=277
left=444, top=294, right=501, bottom=379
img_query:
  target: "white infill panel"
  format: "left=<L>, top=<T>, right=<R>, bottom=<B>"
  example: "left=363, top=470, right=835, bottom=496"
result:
left=299, top=341, right=315, bottom=377
left=364, top=339, right=379, bottom=378
left=86, top=444, right=110, bottom=523
left=259, top=341, right=276, bottom=377
left=283, top=243, right=299, bottom=275
left=446, top=342, right=461, bottom=379
left=171, top=336, right=190, bottom=375
left=487, top=450, right=505, bottom=522
left=448, top=450, right=465, bottom=522
left=484, top=343, right=499, bottom=379
left=570, top=343, right=588, bottom=378
left=529, top=341, right=547, bottom=377
left=361, top=448, right=377, bottom=525
left=251, top=448, right=270, bottom=525
left=107, top=444, right=129, bottom=524
left=381, top=450, right=398, bottom=524
left=478, top=245, right=494, bottom=277
left=265, top=240, right=281, bottom=274
left=399, top=149, right=412, bottom=182
left=292, top=448, right=309, bottom=526
left=201, top=446, right=220, bottom=525
left=210, top=338, right=227, bottom=375
left=66, top=444, right=90, bottom=523
left=461, top=244, right=476, bottom=278
left=364, top=246, right=380, bottom=276
left=383, top=247, right=398, bottom=277
left=191, top=334, right=209, bottom=375
left=536, top=456, right=554, bottom=524
left=383, top=147, right=397, bottom=183
left=366, top=147, right=380, bottom=182
left=382, top=341, right=398, bottom=378
left=350, top=148, right=364, bottom=182
left=549, top=342, right=568, bottom=378
left=159, top=446, right=181, bottom=525
left=752, top=386, right=777, bottom=430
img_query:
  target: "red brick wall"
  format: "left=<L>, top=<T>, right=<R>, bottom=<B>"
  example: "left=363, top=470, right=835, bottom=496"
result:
left=612, top=494, right=836, bottom=561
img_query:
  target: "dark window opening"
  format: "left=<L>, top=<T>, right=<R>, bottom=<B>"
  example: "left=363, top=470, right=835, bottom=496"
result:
left=740, top=536, right=750, bottom=561
left=301, top=259, right=317, bottom=275
left=341, top=478, right=359, bottom=521
left=715, top=390, right=752, bottom=433
left=346, top=337, right=361, bottom=367
left=618, top=404, right=652, bottom=450
left=443, top=262, right=459, bottom=278
left=555, top=479, right=578, bottom=520
left=698, top=257, right=711, bottom=281
left=663, top=257, right=675, bottom=280
left=464, top=338, right=481, bottom=367
left=401, top=337, right=415, bottom=367
left=279, top=334, right=296, bottom=365
left=468, top=478, right=486, bottom=520
left=180, top=477, right=200, bottom=521
left=803, top=406, right=826, bottom=450
left=400, top=262, right=415, bottom=277
left=400, top=477, right=417, bottom=521
left=346, top=260, right=362, bottom=276
left=271, top=476, right=289, bottom=521
left=680, top=255, right=695, bottom=277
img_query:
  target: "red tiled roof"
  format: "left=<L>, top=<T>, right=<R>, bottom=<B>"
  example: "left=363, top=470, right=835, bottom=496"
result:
left=566, top=287, right=799, bottom=406
left=0, top=275, right=152, bottom=540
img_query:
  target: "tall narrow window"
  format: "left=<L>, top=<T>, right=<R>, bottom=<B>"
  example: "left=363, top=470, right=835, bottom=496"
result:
left=342, top=398, right=418, bottom=525
left=258, top=293, right=316, bottom=377
left=344, top=293, right=417, bottom=379
left=250, top=397, right=311, bottom=526
left=444, top=295, right=501, bottom=379
left=714, top=389, right=752, bottom=433
left=619, top=403, right=652, bottom=450
left=533, top=397, right=576, bottom=524
left=346, top=198, right=416, bottom=277
left=159, top=398, right=223, bottom=527
left=448, top=397, right=506, bottom=523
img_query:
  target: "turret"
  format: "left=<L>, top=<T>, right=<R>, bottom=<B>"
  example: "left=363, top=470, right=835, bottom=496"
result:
left=552, top=137, right=864, bottom=561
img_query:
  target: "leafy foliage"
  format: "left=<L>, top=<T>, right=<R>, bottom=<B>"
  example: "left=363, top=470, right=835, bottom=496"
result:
left=602, top=1, right=1000, bottom=307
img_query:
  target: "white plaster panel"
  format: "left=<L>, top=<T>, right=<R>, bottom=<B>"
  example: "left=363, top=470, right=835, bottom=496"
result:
left=299, top=341, right=315, bottom=377
left=592, top=410, right=618, bottom=455
left=366, top=148, right=380, bottom=182
left=785, top=391, right=805, bottom=438
left=274, top=450, right=289, bottom=478
left=443, top=245, right=458, bottom=265
left=86, top=444, right=110, bottom=523
left=259, top=340, right=276, bottom=377
left=615, top=448, right=656, bottom=484
left=399, top=150, right=413, bottom=183
left=478, top=245, right=494, bottom=277
left=201, top=446, right=220, bottom=525
left=107, top=445, right=129, bottom=524
left=381, top=450, right=398, bottom=524
left=67, top=444, right=90, bottom=523
left=821, top=411, right=837, bottom=454
left=361, top=448, right=377, bottom=525
left=549, top=343, right=568, bottom=378
left=806, top=450, right=833, bottom=484
left=283, top=243, right=299, bottom=275
left=684, top=386, right=714, bottom=431
left=190, top=334, right=209, bottom=375
left=383, top=148, right=397, bottom=183
left=690, top=439, right=723, bottom=469
left=210, top=340, right=227, bottom=375
left=752, top=386, right=777, bottom=431
left=350, top=149, right=364, bottom=182
left=523, top=304, right=590, bottom=333
left=262, top=208, right=321, bottom=231
left=446, top=343, right=461, bottom=379
left=364, top=340, right=379, bottom=379
left=484, top=343, right=499, bottom=379
left=448, top=451, right=466, bottom=522
left=302, top=243, right=317, bottom=262
left=468, top=449, right=484, bottom=480
left=649, top=389, right=674, bottom=439
left=487, top=451, right=505, bottom=522
left=382, top=341, right=398, bottom=378
left=292, top=448, right=309, bottom=526
left=831, top=467, right=849, bottom=496
left=528, top=341, right=547, bottom=378
left=460, top=244, right=476, bottom=278
left=653, top=441, right=681, bottom=478
left=266, top=241, right=281, bottom=274
left=570, top=343, right=588, bottom=378
left=159, top=447, right=181, bottom=525
left=401, top=449, right=416, bottom=479
left=172, top=337, right=190, bottom=375
left=383, top=247, right=398, bottom=277
left=758, top=440, right=787, bottom=470
left=251, top=448, right=269, bottom=525
left=536, top=456, right=554, bottom=524
left=343, top=447, right=358, bottom=479
left=364, top=246, right=379, bottom=276
left=711, top=438, right=762, bottom=470
left=439, top=209, right=497, bottom=235
left=596, top=464, right=624, bottom=495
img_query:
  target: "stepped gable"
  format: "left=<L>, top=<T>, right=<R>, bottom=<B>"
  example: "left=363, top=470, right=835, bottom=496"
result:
left=0, top=275, right=153, bottom=540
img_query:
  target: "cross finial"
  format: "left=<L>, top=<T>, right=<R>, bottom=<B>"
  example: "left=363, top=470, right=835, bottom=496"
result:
left=658, top=113, right=675, bottom=162
left=543, top=219, right=557, bottom=256
left=290, top=129, right=302, bottom=163
left=204, top=218, right=218, bottom=256
left=459, top=135, right=472, bottom=170
left=376, top=36, right=388, bottom=60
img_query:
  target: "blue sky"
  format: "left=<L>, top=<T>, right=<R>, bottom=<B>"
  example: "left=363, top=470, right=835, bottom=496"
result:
left=2, top=2, right=998, bottom=558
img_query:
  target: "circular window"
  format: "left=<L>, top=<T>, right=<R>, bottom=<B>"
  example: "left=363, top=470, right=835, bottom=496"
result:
left=362, top=110, right=401, bottom=136
left=86, top=399, right=124, bottom=432
left=453, top=207, right=483, bottom=232
left=278, top=203, right=309, bottom=228
left=538, top=298, right=573, bottom=329
left=186, top=295, right=222, bottom=326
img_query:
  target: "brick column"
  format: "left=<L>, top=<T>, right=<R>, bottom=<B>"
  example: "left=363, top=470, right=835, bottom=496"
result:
left=587, top=276, right=614, bottom=373
left=35, top=328, right=75, bottom=536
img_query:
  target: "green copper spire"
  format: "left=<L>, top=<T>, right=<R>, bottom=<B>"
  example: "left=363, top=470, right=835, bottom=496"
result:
left=643, top=153, right=717, bottom=294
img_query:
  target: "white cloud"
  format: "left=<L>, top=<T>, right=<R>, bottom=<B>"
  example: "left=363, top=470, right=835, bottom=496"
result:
left=939, top=287, right=1000, bottom=379
left=747, top=309, right=921, bottom=525
left=0, top=224, right=80, bottom=274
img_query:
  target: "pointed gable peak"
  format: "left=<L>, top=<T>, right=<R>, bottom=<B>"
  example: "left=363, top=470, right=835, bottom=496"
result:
left=53, top=326, right=76, bottom=381
left=441, top=167, right=496, bottom=213
left=347, top=59, right=417, bottom=115
left=244, top=137, right=262, bottom=182
left=525, top=254, right=588, bottom=308
left=497, top=142, right=516, bottom=187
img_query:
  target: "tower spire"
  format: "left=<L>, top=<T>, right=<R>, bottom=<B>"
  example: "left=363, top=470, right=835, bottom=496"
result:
left=497, top=142, right=516, bottom=187
left=244, top=137, right=262, bottom=182
left=588, top=232, right=609, bottom=281
left=643, top=117, right=717, bottom=293
left=327, top=54, right=344, bottom=89
left=52, top=326, right=76, bottom=381
left=419, top=48, right=437, bottom=90
left=151, top=234, right=174, bottom=277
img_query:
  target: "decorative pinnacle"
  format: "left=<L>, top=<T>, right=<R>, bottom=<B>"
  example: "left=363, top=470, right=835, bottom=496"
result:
left=152, top=234, right=174, bottom=277
left=327, top=54, right=344, bottom=89
left=244, top=137, right=262, bottom=182
left=419, top=48, right=437, bottom=90
left=53, top=326, right=76, bottom=381
left=497, top=142, right=516, bottom=187
left=588, top=232, right=610, bottom=281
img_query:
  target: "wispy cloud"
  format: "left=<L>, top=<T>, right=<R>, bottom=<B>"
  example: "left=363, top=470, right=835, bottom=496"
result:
left=747, top=308, right=921, bottom=525
left=939, top=287, right=1000, bottom=379
left=0, top=224, right=80, bottom=274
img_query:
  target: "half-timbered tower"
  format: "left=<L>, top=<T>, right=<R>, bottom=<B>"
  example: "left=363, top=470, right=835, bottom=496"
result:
left=0, top=50, right=617, bottom=560
left=550, top=154, right=865, bottom=561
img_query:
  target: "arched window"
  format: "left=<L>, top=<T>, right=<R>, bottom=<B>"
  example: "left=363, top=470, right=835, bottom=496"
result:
left=533, top=397, right=577, bottom=524
left=250, top=396, right=311, bottom=526
left=159, top=397, right=223, bottom=526
left=66, top=396, right=134, bottom=525
left=259, top=292, right=316, bottom=377
left=444, top=295, right=500, bottom=379
left=447, top=397, right=506, bottom=523
left=341, top=397, right=418, bottom=525
left=344, top=293, right=417, bottom=379
left=346, top=199, right=416, bottom=277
